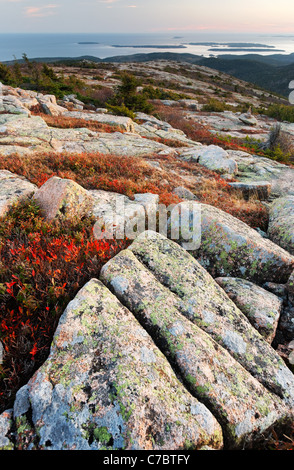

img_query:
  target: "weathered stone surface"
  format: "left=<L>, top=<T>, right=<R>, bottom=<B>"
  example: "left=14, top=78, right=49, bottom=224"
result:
left=133, top=115, right=197, bottom=146
left=100, top=244, right=292, bottom=448
left=189, top=202, right=294, bottom=284
left=0, top=410, right=14, bottom=450
left=268, top=196, right=294, bottom=255
left=5, top=279, right=223, bottom=450
left=0, top=113, right=54, bottom=147
left=91, top=190, right=159, bottom=241
left=0, top=170, right=37, bottom=217
left=178, top=145, right=238, bottom=175
left=63, top=110, right=135, bottom=133
left=33, top=176, right=94, bottom=222
left=0, top=109, right=177, bottom=158
left=0, top=95, right=30, bottom=116
left=215, top=277, right=282, bottom=343
left=226, top=150, right=294, bottom=197
left=49, top=127, right=174, bottom=157
left=127, top=231, right=294, bottom=405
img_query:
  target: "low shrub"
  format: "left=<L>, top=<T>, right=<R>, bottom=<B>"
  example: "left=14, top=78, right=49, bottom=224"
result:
left=0, top=198, right=130, bottom=411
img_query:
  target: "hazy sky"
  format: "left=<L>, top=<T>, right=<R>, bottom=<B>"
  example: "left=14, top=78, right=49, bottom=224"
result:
left=1, top=0, right=294, bottom=34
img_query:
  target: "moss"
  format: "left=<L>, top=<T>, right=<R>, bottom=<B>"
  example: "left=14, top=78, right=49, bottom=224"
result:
left=93, top=426, right=113, bottom=445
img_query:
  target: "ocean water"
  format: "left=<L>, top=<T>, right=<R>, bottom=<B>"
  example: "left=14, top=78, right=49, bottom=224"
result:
left=0, top=32, right=294, bottom=62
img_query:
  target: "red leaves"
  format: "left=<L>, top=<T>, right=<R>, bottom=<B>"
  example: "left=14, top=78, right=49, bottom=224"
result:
left=29, top=343, right=38, bottom=360
left=0, top=199, right=130, bottom=411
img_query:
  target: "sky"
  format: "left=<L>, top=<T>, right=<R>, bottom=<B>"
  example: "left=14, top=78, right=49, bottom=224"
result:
left=0, top=0, right=294, bottom=34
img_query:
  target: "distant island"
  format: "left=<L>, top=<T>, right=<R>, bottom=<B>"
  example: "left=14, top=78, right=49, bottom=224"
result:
left=112, top=44, right=187, bottom=49
left=209, top=48, right=285, bottom=52
left=78, top=42, right=100, bottom=45
left=188, top=42, right=276, bottom=48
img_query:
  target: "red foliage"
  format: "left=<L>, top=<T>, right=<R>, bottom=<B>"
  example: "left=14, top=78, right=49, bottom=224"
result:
left=0, top=200, right=130, bottom=412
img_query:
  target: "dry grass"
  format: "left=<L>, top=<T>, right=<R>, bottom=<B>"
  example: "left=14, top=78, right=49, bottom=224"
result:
left=0, top=149, right=268, bottom=230
left=31, top=110, right=125, bottom=134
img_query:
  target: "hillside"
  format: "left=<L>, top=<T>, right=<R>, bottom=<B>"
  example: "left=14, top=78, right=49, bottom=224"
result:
left=4, top=50, right=294, bottom=98
left=0, top=59, right=294, bottom=451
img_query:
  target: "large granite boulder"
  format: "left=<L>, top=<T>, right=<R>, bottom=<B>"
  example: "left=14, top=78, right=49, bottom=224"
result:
left=1, top=279, right=223, bottom=450
left=100, top=259, right=291, bottom=447
left=37, top=94, right=67, bottom=117
left=177, top=202, right=294, bottom=284
left=92, top=190, right=159, bottom=241
left=178, top=145, right=238, bottom=175
left=0, top=95, right=30, bottom=116
left=33, top=176, right=94, bottom=222
left=123, top=231, right=294, bottom=406
left=268, top=196, right=294, bottom=255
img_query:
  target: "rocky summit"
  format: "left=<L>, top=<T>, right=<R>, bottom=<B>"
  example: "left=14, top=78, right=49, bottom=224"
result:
left=0, top=59, right=294, bottom=451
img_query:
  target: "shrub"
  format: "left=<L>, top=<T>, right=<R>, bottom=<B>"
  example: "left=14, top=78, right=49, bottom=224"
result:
left=202, top=98, right=228, bottom=112
left=106, top=104, right=135, bottom=119
left=262, top=104, right=294, bottom=123
left=0, top=198, right=130, bottom=412
left=107, top=72, right=153, bottom=116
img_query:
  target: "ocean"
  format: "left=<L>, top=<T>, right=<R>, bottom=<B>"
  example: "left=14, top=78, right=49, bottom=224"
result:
left=1, top=32, right=294, bottom=63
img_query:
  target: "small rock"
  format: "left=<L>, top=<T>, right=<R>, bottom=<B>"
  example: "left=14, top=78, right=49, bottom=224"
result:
left=239, top=112, right=258, bottom=126
left=0, top=410, right=14, bottom=450
left=37, top=98, right=66, bottom=116
left=173, top=186, right=198, bottom=201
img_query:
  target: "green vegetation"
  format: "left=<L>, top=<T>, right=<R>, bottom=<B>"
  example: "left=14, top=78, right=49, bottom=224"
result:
left=0, top=55, right=74, bottom=98
left=107, top=72, right=153, bottom=115
left=202, top=98, right=229, bottom=112
left=0, top=55, right=113, bottom=106
left=261, top=103, right=294, bottom=123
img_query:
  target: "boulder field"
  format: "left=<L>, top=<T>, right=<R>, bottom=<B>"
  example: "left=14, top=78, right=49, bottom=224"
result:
left=1, top=174, right=294, bottom=449
left=1, top=81, right=294, bottom=450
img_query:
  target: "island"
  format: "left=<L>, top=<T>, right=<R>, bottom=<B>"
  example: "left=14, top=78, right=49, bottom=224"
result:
left=111, top=44, right=187, bottom=49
